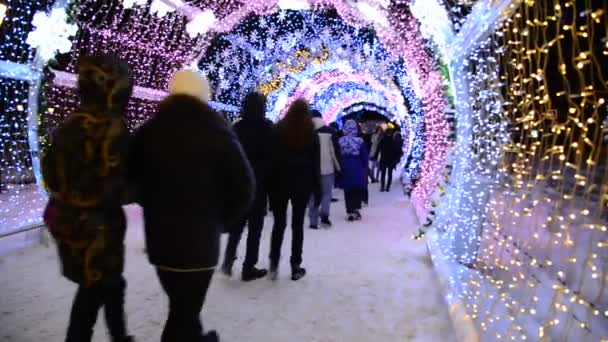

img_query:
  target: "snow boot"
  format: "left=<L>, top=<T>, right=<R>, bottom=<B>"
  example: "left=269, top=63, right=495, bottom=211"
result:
left=269, top=263, right=279, bottom=281
left=291, top=267, right=307, bottom=281
left=203, top=330, right=219, bottom=342
left=242, top=267, right=268, bottom=282
left=114, top=336, right=135, bottom=342
left=354, top=211, right=362, bottom=221
left=309, top=224, right=319, bottom=229
left=347, top=214, right=356, bottom=222
left=220, top=262, right=233, bottom=277
left=320, top=216, right=332, bottom=228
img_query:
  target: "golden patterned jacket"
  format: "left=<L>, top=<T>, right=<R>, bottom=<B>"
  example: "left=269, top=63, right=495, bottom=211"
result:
left=42, top=111, right=129, bottom=287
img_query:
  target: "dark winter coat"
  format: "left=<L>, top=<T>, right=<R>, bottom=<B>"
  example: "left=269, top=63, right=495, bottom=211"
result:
left=233, top=107, right=273, bottom=214
left=128, top=95, right=255, bottom=270
left=376, top=134, right=401, bottom=168
left=268, top=129, right=321, bottom=205
left=42, top=55, right=133, bottom=288
left=338, top=121, right=369, bottom=191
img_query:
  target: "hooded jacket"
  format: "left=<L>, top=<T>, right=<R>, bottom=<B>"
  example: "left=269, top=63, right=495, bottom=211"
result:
left=233, top=92, right=274, bottom=212
left=338, top=120, right=369, bottom=190
left=312, top=117, right=342, bottom=176
left=128, top=72, right=254, bottom=270
left=42, top=55, right=133, bottom=287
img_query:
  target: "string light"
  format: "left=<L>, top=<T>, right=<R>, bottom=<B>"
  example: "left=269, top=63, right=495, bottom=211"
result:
left=0, top=2, right=7, bottom=28
left=0, top=0, right=54, bottom=232
left=435, top=0, right=608, bottom=340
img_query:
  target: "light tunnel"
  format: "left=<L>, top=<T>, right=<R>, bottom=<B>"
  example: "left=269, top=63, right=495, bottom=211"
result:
left=3, top=0, right=606, bottom=340
left=192, top=2, right=449, bottom=221
left=0, top=0, right=453, bottom=287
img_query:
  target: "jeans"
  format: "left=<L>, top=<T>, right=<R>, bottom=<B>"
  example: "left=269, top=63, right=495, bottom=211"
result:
left=308, top=174, right=334, bottom=226
left=270, top=190, right=310, bottom=268
left=224, top=203, right=265, bottom=270
left=65, top=276, right=128, bottom=342
left=369, top=160, right=378, bottom=182
left=380, top=164, right=393, bottom=191
left=344, top=189, right=363, bottom=214
left=156, top=269, right=214, bottom=342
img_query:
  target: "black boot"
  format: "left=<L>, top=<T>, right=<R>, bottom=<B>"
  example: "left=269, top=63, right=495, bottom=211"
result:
left=204, top=330, right=219, bottom=342
left=114, top=336, right=135, bottom=342
left=320, top=216, right=332, bottom=228
left=269, top=262, right=279, bottom=281
left=242, top=267, right=268, bottom=282
left=220, top=261, right=233, bottom=277
left=291, top=267, right=306, bottom=281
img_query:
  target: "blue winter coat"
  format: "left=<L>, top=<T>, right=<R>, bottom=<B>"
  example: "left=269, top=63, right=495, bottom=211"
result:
left=338, top=121, right=369, bottom=191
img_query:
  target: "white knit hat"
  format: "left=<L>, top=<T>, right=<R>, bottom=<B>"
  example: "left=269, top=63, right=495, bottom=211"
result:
left=168, top=70, right=212, bottom=103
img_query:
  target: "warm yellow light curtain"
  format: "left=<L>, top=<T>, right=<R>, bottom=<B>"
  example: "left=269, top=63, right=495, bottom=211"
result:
left=463, top=0, right=608, bottom=340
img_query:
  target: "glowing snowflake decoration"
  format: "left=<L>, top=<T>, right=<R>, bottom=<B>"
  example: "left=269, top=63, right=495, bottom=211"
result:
left=26, top=8, right=78, bottom=62
left=122, top=0, right=146, bottom=9
left=186, top=9, right=216, bottom=38
left=277, top=0, right=310, bottom=11
left=150, top=0, right=180, bottom=17
left=355, top=1, right=389, bottom=27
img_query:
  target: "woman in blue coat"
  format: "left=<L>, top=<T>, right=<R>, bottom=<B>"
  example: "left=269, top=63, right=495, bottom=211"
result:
left=338, top=120, right=369, bottom=221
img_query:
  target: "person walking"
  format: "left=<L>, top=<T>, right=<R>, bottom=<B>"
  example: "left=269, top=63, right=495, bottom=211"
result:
left=221, top=91, right=274, bottom=281
left=338, top=120, right=369, bottom=221
left=369, top=125, right=383, bottom=183
left=128, top=70, right=254, bottom=342
left=308, top=109, right=341, bottom=229
left=41, top=54, right=134, bottom=342
left=376, top=128, right=400, bottom=192
left=268, top=99, right=321, bottom=281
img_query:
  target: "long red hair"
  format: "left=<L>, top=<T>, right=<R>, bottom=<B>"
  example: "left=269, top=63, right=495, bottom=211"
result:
left=275, top=99, right=315, bottom=149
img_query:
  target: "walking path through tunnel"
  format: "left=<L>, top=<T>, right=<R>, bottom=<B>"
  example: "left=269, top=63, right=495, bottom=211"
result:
left=0, top=185, right=454, bottom=342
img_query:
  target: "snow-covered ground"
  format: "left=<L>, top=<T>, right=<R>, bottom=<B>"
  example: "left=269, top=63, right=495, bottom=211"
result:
left=0, top=186, right=455, bottom=342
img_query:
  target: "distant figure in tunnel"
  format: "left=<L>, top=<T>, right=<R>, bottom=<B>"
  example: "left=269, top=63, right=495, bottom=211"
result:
left=268, top=99, right=321, bottom=281
left=222, top=91, right=274, bottom=282
left=308, top=109, right=342, bottom=230
left=339, top=120, right=369, bottom=221
left=376, top=129, right=401, bottom=192
left=41, top=54, right=134, bottom=342
left=370, top=125, right=384, bottom=183
left=128, top=70, right=254, bottom=342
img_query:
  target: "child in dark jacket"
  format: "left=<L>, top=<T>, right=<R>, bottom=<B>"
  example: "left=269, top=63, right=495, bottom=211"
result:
left=338, top=120, right=369, bottom=221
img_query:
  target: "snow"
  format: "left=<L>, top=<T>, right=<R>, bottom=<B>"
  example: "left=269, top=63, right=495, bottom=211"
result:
left=0, top=185, right=455, bottom=342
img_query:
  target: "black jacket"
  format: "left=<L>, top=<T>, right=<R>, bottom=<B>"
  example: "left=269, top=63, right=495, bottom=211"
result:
left=233, top=116, right=273, bottom=213
left=128, top=95, right=255, bottom=270
left=376, top=135, right=401, bottom=168
left=268, top=129, right=321, bottom=202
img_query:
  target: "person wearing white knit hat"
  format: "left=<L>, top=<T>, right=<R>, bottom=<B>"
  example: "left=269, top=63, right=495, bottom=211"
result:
left=168, top=69, right=212, bottom=103
left=128, top=69, right=254, bottom=342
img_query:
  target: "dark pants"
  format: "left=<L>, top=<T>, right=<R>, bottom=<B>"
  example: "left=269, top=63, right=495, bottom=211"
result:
left=224, top=203, right=265, bottom=270
left=65, top=276, right=127, bottom=342
left=344, top=189, right=363, bottom=214
left=157, top=269, right=214, bottom=342
left=380, top=164, right=393, bottom=191
left=270, top=191, right=309, bottom=269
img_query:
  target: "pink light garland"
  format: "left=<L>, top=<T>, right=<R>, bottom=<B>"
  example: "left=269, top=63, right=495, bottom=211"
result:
left=281, top=69, right=405, bottom=117
left=48, top=0, right=449, bottom=220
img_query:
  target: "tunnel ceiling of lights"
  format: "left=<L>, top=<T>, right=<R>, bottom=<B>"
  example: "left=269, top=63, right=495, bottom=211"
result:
left=12, top=0, right=452, bottom=231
